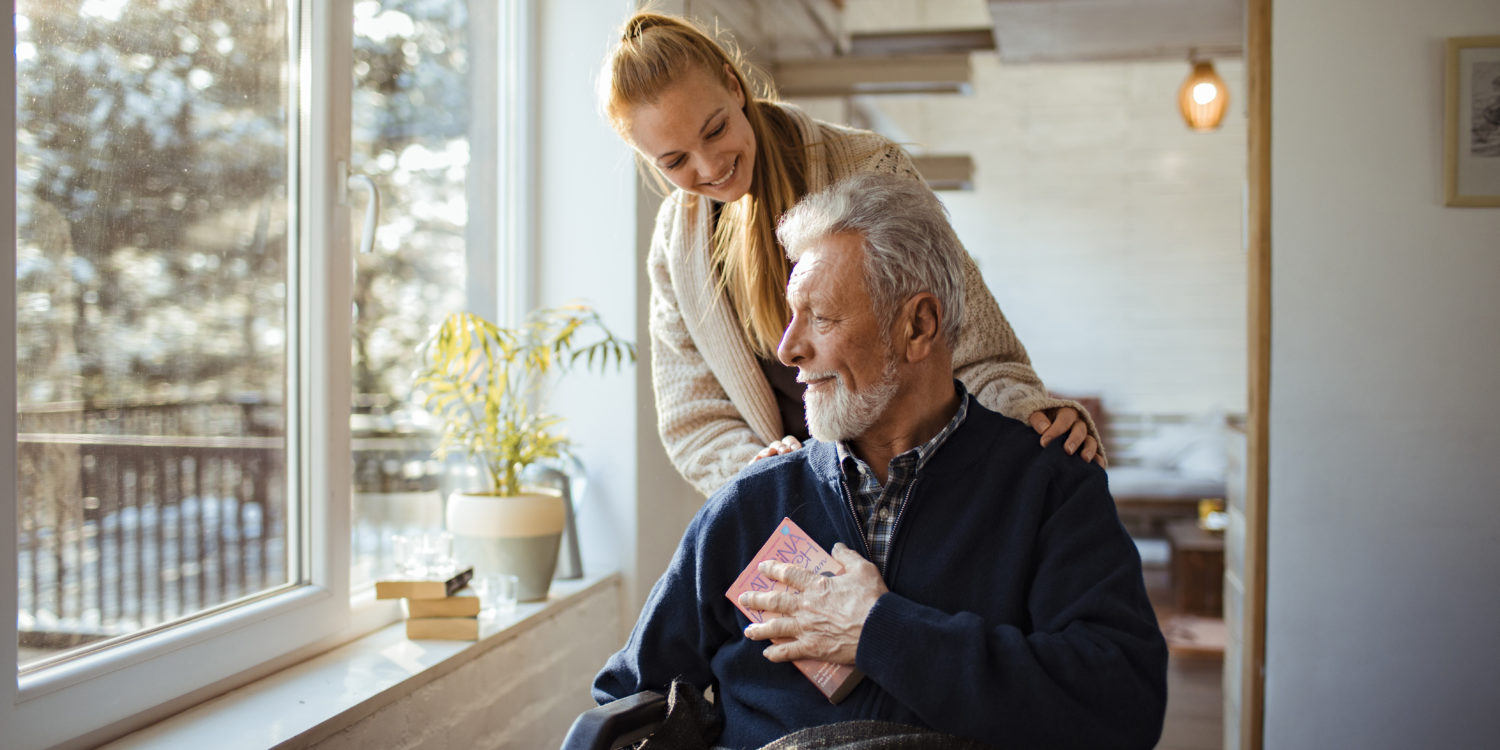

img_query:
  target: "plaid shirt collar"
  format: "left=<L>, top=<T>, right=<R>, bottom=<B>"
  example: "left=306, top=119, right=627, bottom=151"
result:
left=836, top=382, right=970, bottom=570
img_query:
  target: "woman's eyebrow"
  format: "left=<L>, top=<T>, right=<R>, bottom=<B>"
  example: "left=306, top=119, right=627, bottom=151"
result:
left=654, top=107, right=726, bottom=161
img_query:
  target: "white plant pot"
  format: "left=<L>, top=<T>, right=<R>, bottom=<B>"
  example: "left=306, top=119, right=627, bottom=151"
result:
left=445, top=488, right=565, bottom=602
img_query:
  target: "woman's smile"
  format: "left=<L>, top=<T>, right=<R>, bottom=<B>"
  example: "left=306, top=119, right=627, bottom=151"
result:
left=624, top=66, right=757, bottom=202
left=703, top=156, right=738, bottom=188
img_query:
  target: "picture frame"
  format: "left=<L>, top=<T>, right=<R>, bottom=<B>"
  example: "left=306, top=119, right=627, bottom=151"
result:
left=1445, top=36, right=1500, bottom=206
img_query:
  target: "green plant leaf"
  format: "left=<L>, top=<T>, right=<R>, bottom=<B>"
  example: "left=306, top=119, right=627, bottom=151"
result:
left=412, top=304, right=636, bottom=493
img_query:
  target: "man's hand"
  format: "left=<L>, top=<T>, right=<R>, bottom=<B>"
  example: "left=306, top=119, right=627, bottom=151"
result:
left=738, top=544, right=887, bottom=665
left=1028, top=407, right=1106, bottom=467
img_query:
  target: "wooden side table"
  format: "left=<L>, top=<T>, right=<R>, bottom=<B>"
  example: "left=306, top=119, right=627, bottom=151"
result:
left=1165, top=519, right=1225, bottom=617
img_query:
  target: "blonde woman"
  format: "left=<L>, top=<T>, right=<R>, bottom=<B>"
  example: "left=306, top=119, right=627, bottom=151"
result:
left=602, top=12, right=1102, bottom=497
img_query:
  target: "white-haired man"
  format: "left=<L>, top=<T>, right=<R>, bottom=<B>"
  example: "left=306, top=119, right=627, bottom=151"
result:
left=594, top=173, right=1167, bottom=750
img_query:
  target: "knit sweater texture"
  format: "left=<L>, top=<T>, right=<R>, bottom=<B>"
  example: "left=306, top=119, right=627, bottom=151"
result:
left=594, top=398, right=1167, bottom=750
left=647, top=103, right=1100, bottom=497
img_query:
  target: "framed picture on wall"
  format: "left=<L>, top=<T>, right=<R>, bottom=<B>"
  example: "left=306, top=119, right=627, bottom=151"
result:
left=1445, top=35, right=1500, bottom=207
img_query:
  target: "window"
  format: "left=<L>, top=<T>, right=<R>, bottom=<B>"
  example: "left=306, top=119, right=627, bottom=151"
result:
left=4, top=1, right=522, bottom=746
left=348, top=0, right=471, bottom=589
left=15, top=0, right=298, bottom=673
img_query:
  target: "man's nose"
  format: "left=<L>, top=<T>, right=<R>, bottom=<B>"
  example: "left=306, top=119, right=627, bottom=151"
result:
left=776, top=319, right=804, bottom=367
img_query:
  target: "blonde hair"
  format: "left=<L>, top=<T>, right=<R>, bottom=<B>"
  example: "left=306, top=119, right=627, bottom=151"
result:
left=602, top=12, right=807, bottom=357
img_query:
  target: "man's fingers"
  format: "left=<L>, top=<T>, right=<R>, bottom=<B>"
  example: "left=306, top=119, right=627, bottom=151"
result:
left=759, top=559, right=818, bottom=590
left=738, top=589, right=797, bottom=614
left=760, top=640, right=809, bottom=663
left=741, top=612, right=804, bottom=642
left=831, top=543, right=870, bottom=570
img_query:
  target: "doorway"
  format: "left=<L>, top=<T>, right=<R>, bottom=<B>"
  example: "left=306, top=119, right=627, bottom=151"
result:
left=673, top=0, right=1270, bottom=746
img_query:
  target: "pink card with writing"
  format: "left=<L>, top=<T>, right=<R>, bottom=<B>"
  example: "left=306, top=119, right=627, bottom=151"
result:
left=725, top=517, right=863, bottom=703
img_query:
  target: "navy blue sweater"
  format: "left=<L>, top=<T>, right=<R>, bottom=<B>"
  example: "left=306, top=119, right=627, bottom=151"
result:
left=595, top=399, right=1168, bottom=749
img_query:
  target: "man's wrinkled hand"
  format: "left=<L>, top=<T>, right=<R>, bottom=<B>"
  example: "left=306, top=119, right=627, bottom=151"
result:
left=738, top=544, right=886, bottom=665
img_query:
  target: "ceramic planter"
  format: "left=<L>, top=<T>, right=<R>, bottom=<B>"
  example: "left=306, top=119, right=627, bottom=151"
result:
left=445, top=488, right=565, bottom=602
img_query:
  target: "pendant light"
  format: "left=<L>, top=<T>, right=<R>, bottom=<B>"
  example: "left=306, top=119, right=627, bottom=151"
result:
left=1178, top=56, right=1228, bottom=131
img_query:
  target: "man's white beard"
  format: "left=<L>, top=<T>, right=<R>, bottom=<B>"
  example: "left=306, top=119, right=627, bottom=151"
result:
left=801, top=356, right=899, bottom=443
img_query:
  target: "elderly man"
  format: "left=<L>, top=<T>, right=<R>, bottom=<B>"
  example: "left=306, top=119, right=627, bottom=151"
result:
left=594, top=173, right=1167, bottom=749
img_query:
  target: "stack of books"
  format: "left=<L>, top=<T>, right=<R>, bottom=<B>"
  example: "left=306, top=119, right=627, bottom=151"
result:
left=375, top=566, right=480, bottom=641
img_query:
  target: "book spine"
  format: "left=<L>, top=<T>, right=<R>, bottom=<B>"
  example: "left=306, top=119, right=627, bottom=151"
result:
left=444, top=567, right=475, bottom=596
left=794, top=660, right=862, bottom=704
left=405, top=617, right=479, bottom=641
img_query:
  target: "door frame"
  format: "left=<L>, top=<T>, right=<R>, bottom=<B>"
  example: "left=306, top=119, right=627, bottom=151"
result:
left=1242, top=0, right=1271, bottom=747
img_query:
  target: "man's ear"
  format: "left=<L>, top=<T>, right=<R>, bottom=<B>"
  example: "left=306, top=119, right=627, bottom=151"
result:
left=899, top=293, right=944, bottom=363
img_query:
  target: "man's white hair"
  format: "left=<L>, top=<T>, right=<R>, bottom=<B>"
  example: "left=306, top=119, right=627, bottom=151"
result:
left=776, top=173, right=967, bottom=346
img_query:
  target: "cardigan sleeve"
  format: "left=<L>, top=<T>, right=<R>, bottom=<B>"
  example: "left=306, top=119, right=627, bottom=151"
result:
left=854, top=140, right=1104, bottom=458
left=593, top=505, right=725, bottom=704
left=853, top=461, right=1167, bottom=749
left=647, top=197, right=768, bottom=497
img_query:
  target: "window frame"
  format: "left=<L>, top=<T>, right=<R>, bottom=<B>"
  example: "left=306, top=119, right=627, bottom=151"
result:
left=1, top=3, right=359, bottom=747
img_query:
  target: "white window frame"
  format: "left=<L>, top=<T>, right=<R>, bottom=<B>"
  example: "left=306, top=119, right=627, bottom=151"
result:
left=1, top=3, right=359, bottom=747
left=2, top=0, right=531, bottom=743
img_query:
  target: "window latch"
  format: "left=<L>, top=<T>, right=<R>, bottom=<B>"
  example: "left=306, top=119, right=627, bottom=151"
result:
left=337, top=160, right=381, bottom=255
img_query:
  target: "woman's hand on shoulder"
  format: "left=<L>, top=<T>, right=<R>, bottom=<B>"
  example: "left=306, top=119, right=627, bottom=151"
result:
left=1028, top=407, right=1106, bottom=467
left=750, top=435, right=804, bottom=464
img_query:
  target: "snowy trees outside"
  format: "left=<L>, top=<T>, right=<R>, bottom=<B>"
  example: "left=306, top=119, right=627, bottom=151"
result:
left=16, top=0, right=471, bottom=663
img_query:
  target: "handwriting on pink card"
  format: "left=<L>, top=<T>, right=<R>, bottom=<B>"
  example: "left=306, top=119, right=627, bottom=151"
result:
left=724, top=518, right=862, bottom=703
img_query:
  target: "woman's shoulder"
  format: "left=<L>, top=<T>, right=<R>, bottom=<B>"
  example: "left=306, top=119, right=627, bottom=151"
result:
left=827, top=129, right=917, bottom=182
left=649, top=190, right=705, bottom=252
left=653, top=188, right=694, bottom=224
left=765, top=100, right=895, bottom=152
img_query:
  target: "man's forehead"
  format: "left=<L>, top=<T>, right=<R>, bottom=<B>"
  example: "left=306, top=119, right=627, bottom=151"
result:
left=787, top=233, right=862, bottom=297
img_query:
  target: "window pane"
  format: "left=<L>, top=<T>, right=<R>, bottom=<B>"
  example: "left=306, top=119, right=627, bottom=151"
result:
left=16, top=0, right=294, bottom=669
left=349, top=0, right=469, bottom=589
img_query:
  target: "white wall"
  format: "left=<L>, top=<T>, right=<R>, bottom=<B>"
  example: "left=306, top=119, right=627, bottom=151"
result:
left=873, top=58, right=1249, bottom=415
left=535, top=0, right=704, bottom=620
left=1268, top=1, right=1500, bottom=747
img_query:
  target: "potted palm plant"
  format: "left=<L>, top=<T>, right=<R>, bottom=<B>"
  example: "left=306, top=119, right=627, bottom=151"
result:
left=415, top=304, right=633, bottom=601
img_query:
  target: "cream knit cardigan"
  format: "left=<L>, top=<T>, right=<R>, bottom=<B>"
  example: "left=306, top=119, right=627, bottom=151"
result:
left=647, top=104, right=1099, bottom=497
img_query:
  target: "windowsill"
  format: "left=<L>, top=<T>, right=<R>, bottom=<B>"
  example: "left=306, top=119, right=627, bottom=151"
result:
left=100, top=572, right=620, bottom=750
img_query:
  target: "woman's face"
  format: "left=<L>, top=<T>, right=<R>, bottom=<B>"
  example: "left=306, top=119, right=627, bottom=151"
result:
left=625, top=65, right=757, bottom=203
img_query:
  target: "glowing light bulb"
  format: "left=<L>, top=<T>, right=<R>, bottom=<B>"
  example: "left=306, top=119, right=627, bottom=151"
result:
left=1178, top=59, right=1229, bottom=131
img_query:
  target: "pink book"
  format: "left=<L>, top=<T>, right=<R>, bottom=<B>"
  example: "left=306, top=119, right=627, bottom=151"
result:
left=725, top=517, right=864, bottom=704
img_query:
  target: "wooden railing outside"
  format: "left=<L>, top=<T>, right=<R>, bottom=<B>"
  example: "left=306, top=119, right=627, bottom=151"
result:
left=15, top=399, right=445, bottom=663
left=17, top=421, right=286, bottom=655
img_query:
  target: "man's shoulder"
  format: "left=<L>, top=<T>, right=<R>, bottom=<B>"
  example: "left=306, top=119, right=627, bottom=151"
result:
left=713, top=441, right=833, bottom=496
left=945, top=398, right=1037, bottom=457
left=944, top=399, right=1110, bottom=489
left=697, top=442, right=834, bottom=516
